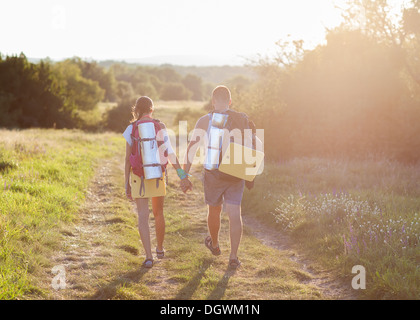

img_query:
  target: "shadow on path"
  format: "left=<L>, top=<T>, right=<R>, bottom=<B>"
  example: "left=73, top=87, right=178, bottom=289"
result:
left=90, top=267, right=151, bottom=300
left=173, top=258, right=213, bottom=300
left=206, top=267, right=236, bottom=300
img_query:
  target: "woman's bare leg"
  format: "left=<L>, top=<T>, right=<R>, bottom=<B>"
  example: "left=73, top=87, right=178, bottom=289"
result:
left=152, top=196, right=165, bottom=252
left=136, top=198, right=153, bottom=260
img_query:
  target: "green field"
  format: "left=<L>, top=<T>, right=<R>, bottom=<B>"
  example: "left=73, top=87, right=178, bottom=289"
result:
left=0, top=100, right=203, bottom=299
left=242, top=159, right=420, bottom=299
left=0, top=127, right=335, bottom=300
left=0, top=129, right=122, bottom=298
left=1, top=102, right=419, bottom=299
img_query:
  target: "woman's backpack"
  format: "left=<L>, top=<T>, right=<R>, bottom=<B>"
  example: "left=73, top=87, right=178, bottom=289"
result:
left=129, top=117, right=168, bottom=178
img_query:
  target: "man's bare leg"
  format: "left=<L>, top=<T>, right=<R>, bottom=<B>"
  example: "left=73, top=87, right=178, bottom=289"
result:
left=207, top=204, right=222, bottom=248
left=225, top=203, right=243, bottom=260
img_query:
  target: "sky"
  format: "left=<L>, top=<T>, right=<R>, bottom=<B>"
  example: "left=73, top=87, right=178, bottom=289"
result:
left=0, top=0, right=347, bottom=65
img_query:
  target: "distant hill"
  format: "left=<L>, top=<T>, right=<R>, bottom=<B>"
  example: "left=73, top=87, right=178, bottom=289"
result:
left=27, top=55, right=257, bottom=88
left=171, top=65, right=256, bottom=85
left=125, top=55, right=244, bottom=66
left=98, top=59, right=257, bottom=85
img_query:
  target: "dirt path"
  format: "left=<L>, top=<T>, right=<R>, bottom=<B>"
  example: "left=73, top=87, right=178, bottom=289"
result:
left=43, top=159, right=119, bottom=299
left=41, top=157, right=356, bottom=300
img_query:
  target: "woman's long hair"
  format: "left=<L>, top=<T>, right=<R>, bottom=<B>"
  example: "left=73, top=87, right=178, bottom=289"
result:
left=131, top=96, right=154, bottom=122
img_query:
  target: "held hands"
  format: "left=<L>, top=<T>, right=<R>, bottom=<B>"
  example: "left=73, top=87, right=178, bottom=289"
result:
left=177, top=168, right=193, bottom=193
left=180, top=177, right=193, bottom=193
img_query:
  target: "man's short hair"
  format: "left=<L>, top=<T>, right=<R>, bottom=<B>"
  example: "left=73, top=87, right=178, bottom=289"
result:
left=212, top=85, right=231, bottom=105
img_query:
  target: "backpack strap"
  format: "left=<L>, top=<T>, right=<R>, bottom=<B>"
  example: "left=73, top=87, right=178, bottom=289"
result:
left=130, top=120, right=138, bottom=140
left=248, top=119, right=257, bottom=149
left=207, top=112, right=213, bottom=135
left=142, top=163, right=161, bottom=168
left=139, top=176, right=145, bottom=197
left=130, top=121, right=141, bottom=156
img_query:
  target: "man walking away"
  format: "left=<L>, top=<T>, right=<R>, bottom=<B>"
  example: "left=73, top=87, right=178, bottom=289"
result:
left=183, top=86, right=253, bottom=268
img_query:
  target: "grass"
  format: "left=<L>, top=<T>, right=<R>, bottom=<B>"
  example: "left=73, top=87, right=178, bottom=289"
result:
left=5, top=101, right=417, bottom=300
left=0, top=129, right=122, bottom=299
left=242, top=158, right=420, bottom=299
left=0, top=100, right=208, bottom=300
left=1, top=126, right=332, bottom=300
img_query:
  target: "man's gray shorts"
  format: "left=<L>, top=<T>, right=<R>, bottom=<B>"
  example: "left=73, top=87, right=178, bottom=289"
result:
left=203, top=170, right=245, bottom=207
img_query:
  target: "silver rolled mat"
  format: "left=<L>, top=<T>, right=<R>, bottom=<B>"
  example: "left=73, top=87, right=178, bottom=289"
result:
left=211, top=112, right=228, bottom=128
left=204, top=113, right=229, bottom=170
left=138, top=122, right=163, bottom=179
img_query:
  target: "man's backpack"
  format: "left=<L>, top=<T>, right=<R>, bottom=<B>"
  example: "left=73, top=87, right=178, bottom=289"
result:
left=224, top=109, right=250, bottom=138
left=207, top=109, right=253, bottom=182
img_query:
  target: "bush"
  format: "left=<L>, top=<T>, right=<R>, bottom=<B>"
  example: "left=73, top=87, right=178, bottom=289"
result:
left=160, top=82, right=192, bottom=101
left=173, top=107, right=204, bottom=133
left=238, top=29, right=420, bottom=163
left=182, top=74, right=204, bottom=101
left=103, top=99, right=133, bottom=132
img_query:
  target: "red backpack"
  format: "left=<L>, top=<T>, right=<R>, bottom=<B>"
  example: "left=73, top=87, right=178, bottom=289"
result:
left=129, top=117, right=168, bottom=178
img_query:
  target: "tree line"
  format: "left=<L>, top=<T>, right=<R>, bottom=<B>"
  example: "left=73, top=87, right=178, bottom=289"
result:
left=0, top=54, right=244, bottom=130
left=235, top=0, right=420, bottom=163
left=2, top=0, right=419, bottom=163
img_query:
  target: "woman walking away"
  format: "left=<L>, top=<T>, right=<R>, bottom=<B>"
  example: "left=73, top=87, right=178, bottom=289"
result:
left=123, top=96, right=192, bottom=268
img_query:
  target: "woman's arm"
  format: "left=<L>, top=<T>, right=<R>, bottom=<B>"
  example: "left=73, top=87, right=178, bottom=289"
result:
left=159, top=122, right=192, bottom=193
left=125, top=142, right=133, bottom=200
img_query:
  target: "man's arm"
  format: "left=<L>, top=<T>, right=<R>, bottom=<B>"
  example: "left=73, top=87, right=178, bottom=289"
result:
left=183, top=115, right=208, bottom=174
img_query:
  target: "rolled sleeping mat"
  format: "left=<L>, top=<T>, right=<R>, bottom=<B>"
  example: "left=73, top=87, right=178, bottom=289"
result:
left=204, top=113, right=229, bottom=171
left=205, top=145, right=222, bottom=170
left=211, top=113, right=229, bottom=128
left=138, top=122, right=163, bottom=180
